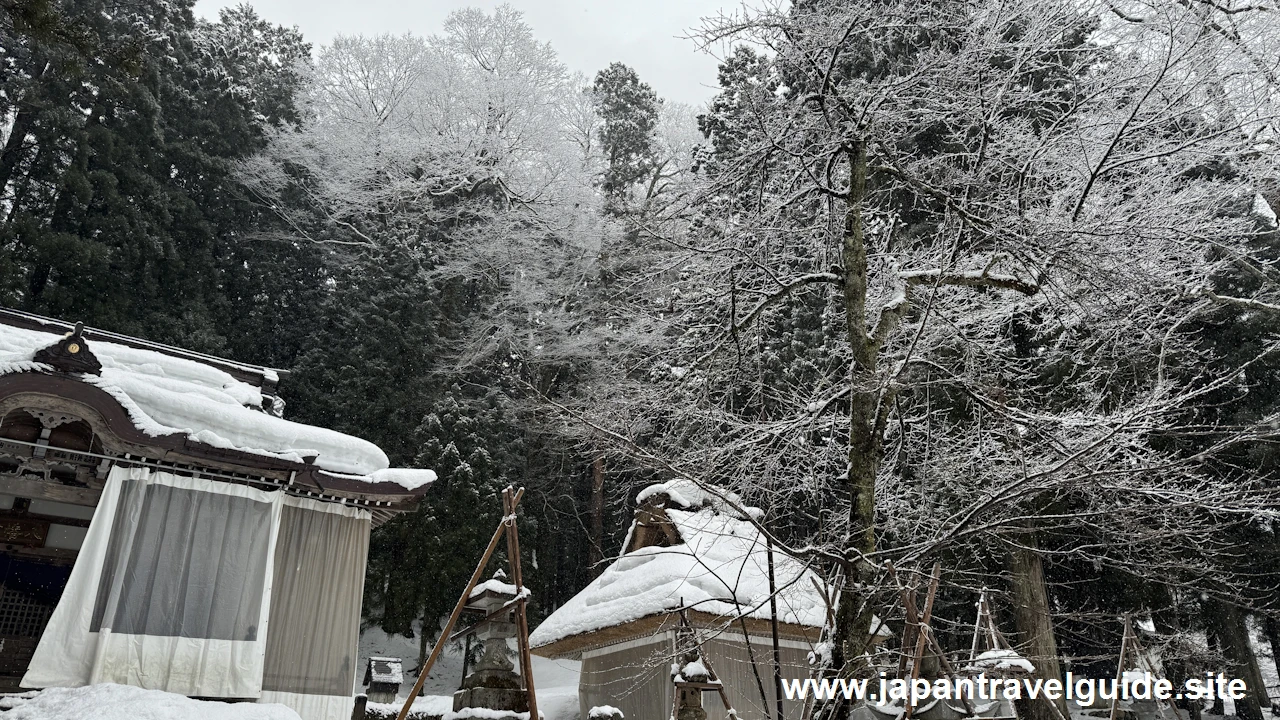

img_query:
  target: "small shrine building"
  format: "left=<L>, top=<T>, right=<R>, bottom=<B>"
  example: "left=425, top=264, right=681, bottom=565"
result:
left=0, top=308, right=434, bottom=720
left=530, top=480, right=892, bottom=720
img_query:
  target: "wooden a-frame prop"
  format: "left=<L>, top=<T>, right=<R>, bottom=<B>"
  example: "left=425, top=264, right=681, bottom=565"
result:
left=395, top=487, right=538, bottom=720
left=968, top=589, right=1014, bottom=663
left=892, top=564, right=1049, bottom=720
left=671, top=608, right=742, bottom=720
left=503, top=487, right=539, bottom=720
left=900, top=562, right=942, bottom=720
left=796, top=562, right=947, bottom=720
left=1107, top=614, right=1183, bottom=720
left=967, top=589, right=1075, bottom=720
left=799, top=562, right=987, bottom=720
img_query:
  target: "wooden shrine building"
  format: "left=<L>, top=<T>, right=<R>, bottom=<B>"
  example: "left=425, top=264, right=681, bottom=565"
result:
left=529, top=480, right=892, bottom=720
left=0, top=308, right=435, bottom=720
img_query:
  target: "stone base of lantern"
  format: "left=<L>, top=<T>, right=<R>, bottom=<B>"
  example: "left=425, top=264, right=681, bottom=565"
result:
left=452, top=687, right=529, bottom=714
left=453, top=637, right=529, bottom=714
left=462, top=667, right=522, bottom=690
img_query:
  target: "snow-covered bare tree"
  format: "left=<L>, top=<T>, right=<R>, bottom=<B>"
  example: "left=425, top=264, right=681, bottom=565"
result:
left=237, top=4, right=599, bottom=246
left=563, top=2, right=1280, bottom=716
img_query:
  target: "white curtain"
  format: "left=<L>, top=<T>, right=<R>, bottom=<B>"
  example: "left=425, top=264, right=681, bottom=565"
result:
left=23, top=466, right=282, bottom=697
left=260, top=495, right=370, bottom=720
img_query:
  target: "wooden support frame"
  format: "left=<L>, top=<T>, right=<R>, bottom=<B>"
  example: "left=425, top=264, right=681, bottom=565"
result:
left=1108, top=614, right=1184, bottom=720
left=671, top=608, right=742, bottom=720
left=1108, top=616, right=1133, bottom=720
left=969, top=589, right=1012, bottom=662
left=503, top=486, right=539, bottom=720
left=903, top=563, right=941, bottom=720
left=395, top=488, right=528, bottom=720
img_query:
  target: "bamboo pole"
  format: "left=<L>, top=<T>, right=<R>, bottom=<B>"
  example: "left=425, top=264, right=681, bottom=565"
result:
left=1109, top=615, right=1133, bottom=720
left=904, top=563, right=942, bottom=720
left=503, top=487, right=539, bottom=720
left=395, top=488, right=524, bottom=720
left=970, top=590, right=988, bottom=662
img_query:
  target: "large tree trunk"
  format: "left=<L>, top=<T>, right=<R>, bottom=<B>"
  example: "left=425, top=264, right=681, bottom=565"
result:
left=833, top=139, right=879, bottom=678
left=1009, top=540, right=1069, bottom=720
left=588, top=456, right=605, bottom=576
left=1166, top=656, right=1204, bottom=720
left=1206, top=602, right=1270, bottom=720
left=1208, top=633, right=1226, bottom=716
left=418, top=618, right=430, bottom=684
left=0, top=65, right=47, bottom=198
left=1264, top=616, right=1280, bottom=699
left=3, top=143, right=41, bottom=232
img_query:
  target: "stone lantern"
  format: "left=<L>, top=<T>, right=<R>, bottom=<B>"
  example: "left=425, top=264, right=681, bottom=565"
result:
left=672, top=624, right=719, bottom=720
left=453, top=570, right=529, bottom=715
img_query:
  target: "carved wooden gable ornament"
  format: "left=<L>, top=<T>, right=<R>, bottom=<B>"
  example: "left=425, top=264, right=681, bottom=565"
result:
left=32, top=322, right=102, bottom=375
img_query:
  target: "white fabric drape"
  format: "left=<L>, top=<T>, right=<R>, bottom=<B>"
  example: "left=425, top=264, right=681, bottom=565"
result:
left=260, top=496, right=370, bottom=720
left=23, top=466, right=282, bottom=697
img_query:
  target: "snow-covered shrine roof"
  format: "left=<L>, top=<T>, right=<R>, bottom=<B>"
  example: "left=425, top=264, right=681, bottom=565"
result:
left=530, top=479, right=890, bottom=653
left=0, top=309, right=434, bottom=491
left=364, top=657, right=404, bottom=686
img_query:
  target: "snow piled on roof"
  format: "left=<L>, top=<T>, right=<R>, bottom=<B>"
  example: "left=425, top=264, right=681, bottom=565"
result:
left=531, top=505, right=886, bottom=648
left=327, top=468, right=438, bottom=491
left=367, top=696, right=453, bottom=718
left=0, top=323, right=430, bottom=486
left=368, top=656, right=404, bottom=685
left=366, top=468, right=436, bottom=490
left=635, top=478, right=762, bottom=520
left=0, top=683, right=301, bottom=719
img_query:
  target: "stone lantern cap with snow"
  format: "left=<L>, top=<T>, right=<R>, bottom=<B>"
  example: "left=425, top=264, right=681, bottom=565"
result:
left=462, top=569, right=521, bottom=641
left=962, top=649, right=1036, bottom=676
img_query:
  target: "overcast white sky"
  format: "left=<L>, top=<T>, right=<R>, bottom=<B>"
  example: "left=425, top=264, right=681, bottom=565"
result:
left=193, top=0, right=733, bottom=107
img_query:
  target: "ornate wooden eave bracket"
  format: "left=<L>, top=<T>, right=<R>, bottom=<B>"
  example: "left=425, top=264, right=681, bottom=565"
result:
left=33, top=322, right=102, bottom=375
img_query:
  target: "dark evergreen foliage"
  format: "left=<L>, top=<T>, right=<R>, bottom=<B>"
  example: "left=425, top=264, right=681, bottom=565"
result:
left=590, top=62, right=659, bottom=212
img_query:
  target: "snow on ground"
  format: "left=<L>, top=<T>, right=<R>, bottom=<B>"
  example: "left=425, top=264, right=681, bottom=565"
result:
left=357, top=625, right=581, bottom=720
left=535, top=687, right=580, bottom=720
left=0, top=684, right=301, bottom=720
